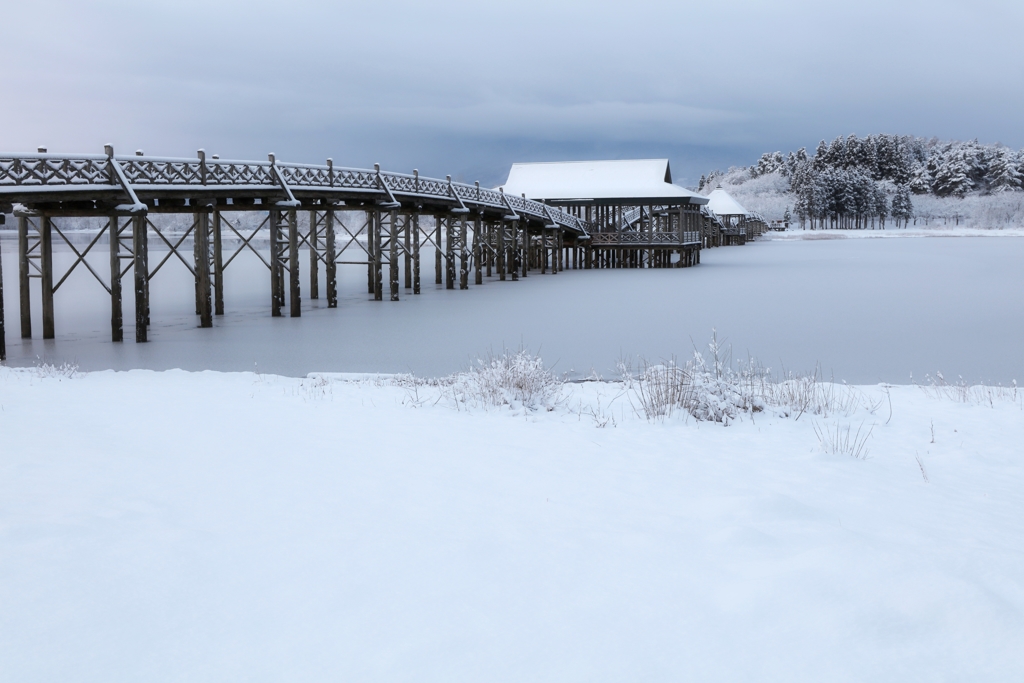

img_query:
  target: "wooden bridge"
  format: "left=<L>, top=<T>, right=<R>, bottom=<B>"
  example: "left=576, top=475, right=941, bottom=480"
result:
left=0, top=148, right=702, bottom=360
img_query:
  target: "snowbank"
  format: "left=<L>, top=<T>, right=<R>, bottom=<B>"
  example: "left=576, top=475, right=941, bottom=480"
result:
left=2, top=365, right=1022, bottom=682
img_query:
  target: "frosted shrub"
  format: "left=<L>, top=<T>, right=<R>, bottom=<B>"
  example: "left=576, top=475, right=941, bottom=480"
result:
left=623, top=333, right=767, bottom=423
left=623, top=332, right=873, bottom=424
left=921, top=372, right=1020, bottom=407
left=446, top=349, right=561, bottom=410
left=33, top=360, right=80, bottom=379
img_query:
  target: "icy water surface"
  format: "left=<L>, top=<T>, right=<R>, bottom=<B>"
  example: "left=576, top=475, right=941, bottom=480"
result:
left=1, top=234, right=1022, bottom=383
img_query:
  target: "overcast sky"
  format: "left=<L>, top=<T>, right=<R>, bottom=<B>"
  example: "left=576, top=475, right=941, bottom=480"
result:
left=3, top=0, right=1022, bottom=186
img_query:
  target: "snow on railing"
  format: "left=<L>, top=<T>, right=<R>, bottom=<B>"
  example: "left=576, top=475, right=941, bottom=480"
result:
left=0, top=151, right=591, bottom=235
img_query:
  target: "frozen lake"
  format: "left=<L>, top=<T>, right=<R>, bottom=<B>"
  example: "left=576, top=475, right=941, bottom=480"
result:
left=2, top=233, right=1022, bottom=384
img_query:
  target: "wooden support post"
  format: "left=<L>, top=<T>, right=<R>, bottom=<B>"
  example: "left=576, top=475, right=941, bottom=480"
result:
left=412, top=211, right=421, bottom=295
left=309, top=209, right=319, bottom=300
left=213, top=208, right=225, bottom=313
left=18, top=216, right=30, bottom=338
left=404, top=214, right=412, bottom=290
left=195, top=209, right=213, bottom=327
left=389, top=209, right=400, bottom=301
left=133, top=215, right=149, bottom=342
left=109, top=215, right=123, bottom=342
left=485, top=222, right=493, bottom=278
left=445, top=215, right=455, bottom=290
left=288, top=209, right=300, bottom=317
left=40, top=215, right=54, bottom=339
left=459, top=215, right=469, bottom=289
left=434, top=215, right=442, bottom=286
left=270, top=210, right=284, bottom=316
left=366, top=210, right=375, bottom=295
left=373, top=210, right=383, bottom=301
left=497, top=220, right=506, bottom=281
left=473, top=214, right=483, bottom=285
left=521, top=225, right=529, bottom=278
left=0, top=226, right=5, bottom=361
left=509, top=220, right=518, bottom=282
left=325, top=208, right=338, bottom=308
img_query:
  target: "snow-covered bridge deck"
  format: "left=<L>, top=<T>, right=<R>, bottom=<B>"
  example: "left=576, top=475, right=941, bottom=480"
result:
left=0, top=148, right=701, bottom=358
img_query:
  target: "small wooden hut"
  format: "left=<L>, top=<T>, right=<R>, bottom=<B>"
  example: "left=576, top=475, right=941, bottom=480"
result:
left=705, top=186, right=768, bottom=245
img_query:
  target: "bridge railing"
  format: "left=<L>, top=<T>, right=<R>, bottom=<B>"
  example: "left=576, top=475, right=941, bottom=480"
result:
left=0, top=152, right=591, bottom=235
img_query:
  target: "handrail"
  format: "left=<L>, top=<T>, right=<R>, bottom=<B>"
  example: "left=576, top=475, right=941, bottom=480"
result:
left=0, top=151, right=591, bottom=234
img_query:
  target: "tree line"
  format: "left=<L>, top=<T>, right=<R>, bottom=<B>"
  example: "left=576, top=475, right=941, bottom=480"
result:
left=699, top=134, right=1024, bottom=229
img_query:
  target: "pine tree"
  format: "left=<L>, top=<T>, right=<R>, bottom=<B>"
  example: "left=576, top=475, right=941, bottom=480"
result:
left=891, top=185, right=914, bottom=227
left=989, top=148, right=1022, bottom=192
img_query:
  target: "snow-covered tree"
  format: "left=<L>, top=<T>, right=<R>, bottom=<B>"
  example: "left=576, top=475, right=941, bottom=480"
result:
left=891, top=184, right=914, bottom=227
left=989, top=148, right=1022, bottom=192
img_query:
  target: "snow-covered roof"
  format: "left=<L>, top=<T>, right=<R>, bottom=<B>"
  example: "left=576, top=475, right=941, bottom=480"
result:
left=706, top=187, right=749, bottom=216
left=501, top=159, right=708, bottom=205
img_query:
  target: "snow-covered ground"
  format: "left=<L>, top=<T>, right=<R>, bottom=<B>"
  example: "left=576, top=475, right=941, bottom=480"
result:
left=3, top=234, right=1024, bottom=384
left=762, top=226, right=1024, bottom=240
left=1, top=365, right=1022, bottom=682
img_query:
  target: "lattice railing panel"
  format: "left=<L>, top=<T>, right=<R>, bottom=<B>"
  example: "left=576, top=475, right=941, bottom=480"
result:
left=0, top=152, right=591, bottom=233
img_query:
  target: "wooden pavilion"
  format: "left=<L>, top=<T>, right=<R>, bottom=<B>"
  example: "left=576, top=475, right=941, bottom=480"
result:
left=501, top=159, right=708, bottom=269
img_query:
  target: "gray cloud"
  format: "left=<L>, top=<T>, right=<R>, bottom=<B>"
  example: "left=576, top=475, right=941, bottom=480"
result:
left=3, top=0, right=1021, bottom=185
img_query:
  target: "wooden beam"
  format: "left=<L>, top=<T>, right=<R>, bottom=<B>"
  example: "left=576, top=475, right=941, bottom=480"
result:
left=288, top=208, right=300, bottom=317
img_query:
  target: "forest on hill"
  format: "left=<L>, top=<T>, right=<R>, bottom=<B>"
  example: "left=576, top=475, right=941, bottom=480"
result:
left=699, top=135, right=1024, bottom=229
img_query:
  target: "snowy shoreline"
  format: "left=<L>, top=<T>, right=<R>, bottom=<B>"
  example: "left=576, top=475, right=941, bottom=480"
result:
left=2, top=364, right=1022, bottom=681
